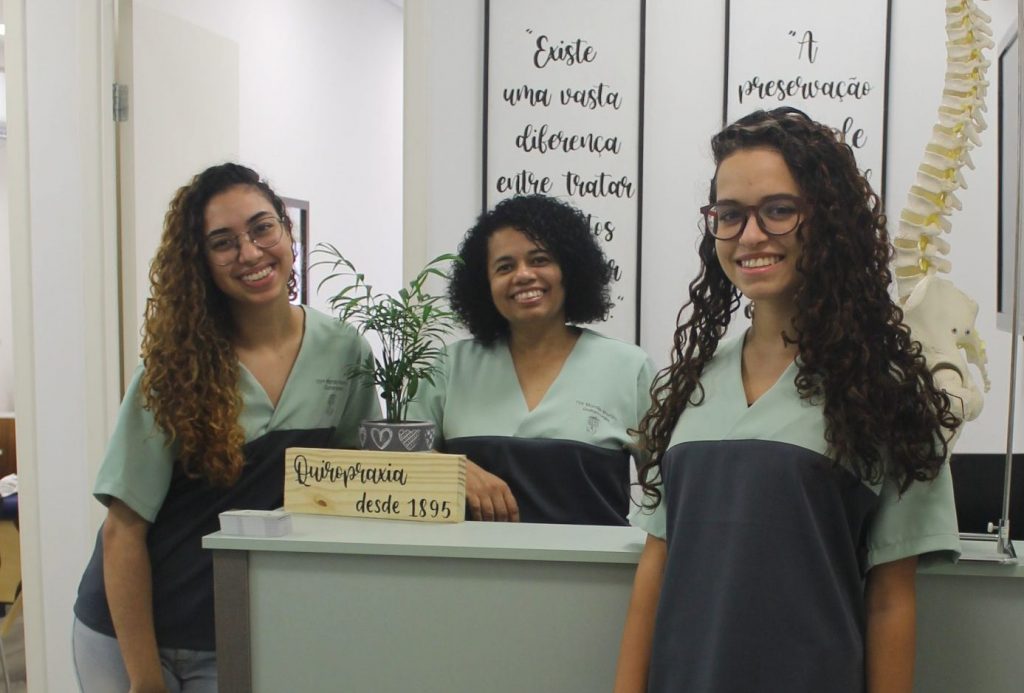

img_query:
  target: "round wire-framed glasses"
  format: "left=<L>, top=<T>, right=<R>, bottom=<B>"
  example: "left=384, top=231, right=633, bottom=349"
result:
left=205, top=216, right=287, bottom=266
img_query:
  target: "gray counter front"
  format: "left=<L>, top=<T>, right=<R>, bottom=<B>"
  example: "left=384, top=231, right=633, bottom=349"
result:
left=203, top=515, right=1024, bottom=693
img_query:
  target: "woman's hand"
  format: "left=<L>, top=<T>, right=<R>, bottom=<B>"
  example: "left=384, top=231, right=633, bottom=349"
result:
left=465, top=460, right=519, bottom=521
left=129, top=683, right=169, bottom=693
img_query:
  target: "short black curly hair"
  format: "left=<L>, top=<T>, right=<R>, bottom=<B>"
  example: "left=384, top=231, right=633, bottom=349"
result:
left=449, top=194, right=613, bottom=344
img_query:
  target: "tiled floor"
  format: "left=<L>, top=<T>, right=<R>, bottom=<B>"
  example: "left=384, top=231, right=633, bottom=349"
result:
left=0, top=608, right=28, bottom=693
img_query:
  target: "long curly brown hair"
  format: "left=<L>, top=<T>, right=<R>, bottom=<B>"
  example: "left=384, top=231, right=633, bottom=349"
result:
left=139, top=163, right=295, bottom=486
left=638, top=108, right=959, bottom=505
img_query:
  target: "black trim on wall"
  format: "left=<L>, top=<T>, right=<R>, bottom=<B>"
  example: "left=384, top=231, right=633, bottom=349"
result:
left=722, top=0, right=731, bottom=128
left=482, top=0, right=492, bottom=214
left=635, top=0, right=647, bottom=345
left=880, top=0, right=892, bottom=207
left=950, top=453, right=1023, bottom=540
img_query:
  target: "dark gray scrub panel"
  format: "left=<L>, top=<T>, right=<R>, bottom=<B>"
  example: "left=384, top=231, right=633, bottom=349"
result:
left=446, top=436, right=630, bottom=525
left=647, top=439, right=878, bottom=693
left=75, top=426, right=334, bottom=650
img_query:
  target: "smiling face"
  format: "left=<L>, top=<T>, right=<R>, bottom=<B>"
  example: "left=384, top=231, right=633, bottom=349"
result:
left=713, top=147, right=806, bottom=312
left=203, top=185, right=293, bottom=309
left=487, top=226, right=566, bottom=333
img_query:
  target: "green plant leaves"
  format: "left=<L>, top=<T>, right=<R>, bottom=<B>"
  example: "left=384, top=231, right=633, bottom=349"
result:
left=313, top=245, right=461, bottom=422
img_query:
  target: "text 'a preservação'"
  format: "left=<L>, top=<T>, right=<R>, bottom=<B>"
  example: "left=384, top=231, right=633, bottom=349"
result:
left=283, top=448, right=467, bottom=523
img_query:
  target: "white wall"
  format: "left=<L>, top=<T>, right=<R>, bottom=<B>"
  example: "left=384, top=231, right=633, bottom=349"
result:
left=404, top=0, right=1024, bottom=454
left=7, top=0, right=121, bottom=688
left=0, top=140, right=13, bottom=413
left=133, top=0, right=404, bottom=342
left=125, top=3, right=241, bottom=371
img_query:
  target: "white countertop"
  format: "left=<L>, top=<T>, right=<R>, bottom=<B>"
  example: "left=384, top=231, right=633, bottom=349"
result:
left=204, top=513, right=646, bottom=564
left=203, top=513, right=1024, bottom=577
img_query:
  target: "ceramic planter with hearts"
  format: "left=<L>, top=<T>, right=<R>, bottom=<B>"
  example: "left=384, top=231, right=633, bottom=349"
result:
left=358, top=420, right=437, bottom=453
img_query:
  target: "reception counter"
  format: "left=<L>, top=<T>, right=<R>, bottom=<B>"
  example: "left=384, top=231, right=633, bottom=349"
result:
left=203, top=515, right=1024, bottom=692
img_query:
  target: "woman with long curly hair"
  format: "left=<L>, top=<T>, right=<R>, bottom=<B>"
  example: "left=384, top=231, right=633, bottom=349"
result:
left=72, top=163, right=379, bottom=692
left=408, top=194, right=654, bottom=525
left=614, top=108, right=961, bottom=693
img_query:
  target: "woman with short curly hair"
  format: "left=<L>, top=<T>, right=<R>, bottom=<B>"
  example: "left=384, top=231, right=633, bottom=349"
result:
left=615, top=108, right=961, bottom=693
left=448, top=194, right=615, bottom=344
left=410, top=194, right=654, bottom=525
left=72, top=163, right=379, bottom=692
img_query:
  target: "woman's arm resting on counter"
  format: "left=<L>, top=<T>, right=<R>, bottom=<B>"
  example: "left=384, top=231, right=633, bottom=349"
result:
left=465, top=459, right=520, bottom=522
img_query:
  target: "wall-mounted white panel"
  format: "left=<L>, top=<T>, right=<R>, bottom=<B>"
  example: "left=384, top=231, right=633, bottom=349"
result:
left=485, top=0, right=644, bottom=343
left=725, top=0, right=890, bottom=196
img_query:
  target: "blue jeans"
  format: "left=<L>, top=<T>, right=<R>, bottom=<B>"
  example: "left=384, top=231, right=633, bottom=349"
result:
left=72, top=617, right=217, bottom=692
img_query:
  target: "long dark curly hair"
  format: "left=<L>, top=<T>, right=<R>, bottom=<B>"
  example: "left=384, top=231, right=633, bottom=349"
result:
left=638, top=108, right=959, bottom=505
left=139, top=163, right=295, bottom=486
left=449, top=194, right=613, bottom=344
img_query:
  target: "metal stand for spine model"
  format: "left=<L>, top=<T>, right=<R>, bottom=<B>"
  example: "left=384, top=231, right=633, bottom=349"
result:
left=991, top=0, right=1024, bottom=562
left=895, top=0, right=1016, bottom=563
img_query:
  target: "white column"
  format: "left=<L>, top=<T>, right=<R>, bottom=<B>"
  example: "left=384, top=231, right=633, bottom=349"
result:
left=6, top=0, right=120, bottom=688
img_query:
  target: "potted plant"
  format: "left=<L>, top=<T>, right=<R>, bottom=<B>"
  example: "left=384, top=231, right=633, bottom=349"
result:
left=315, top=244, right=459, bottom=452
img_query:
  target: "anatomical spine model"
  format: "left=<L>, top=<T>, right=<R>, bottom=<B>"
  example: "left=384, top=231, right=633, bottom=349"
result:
left=893, top=0, right=993, bottom=429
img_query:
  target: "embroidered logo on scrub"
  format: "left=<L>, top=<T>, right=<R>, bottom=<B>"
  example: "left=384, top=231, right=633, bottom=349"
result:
left=576, top=400, right=618, bottom=434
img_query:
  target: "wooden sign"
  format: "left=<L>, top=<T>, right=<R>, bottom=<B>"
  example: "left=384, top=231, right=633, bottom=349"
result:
left=284, top=448, right=467, bottom=523
left=484, top=0, right=646, bottom=344
left=725, top=0, right=891, bottom=199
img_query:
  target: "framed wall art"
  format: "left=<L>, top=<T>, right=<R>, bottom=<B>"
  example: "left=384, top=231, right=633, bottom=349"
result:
left=484, top=0, right=646, bottom=343
left=725, top=0, right=891, bottom=200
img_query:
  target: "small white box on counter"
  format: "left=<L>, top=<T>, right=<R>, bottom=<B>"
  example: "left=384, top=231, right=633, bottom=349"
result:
left=218, top=509, right=293, bottom=537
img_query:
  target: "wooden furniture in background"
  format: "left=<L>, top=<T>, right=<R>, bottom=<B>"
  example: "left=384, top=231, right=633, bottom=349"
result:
left=0, top=418, right=15, bottom=480
left=0, top=416, right=19, bottom=693
left=0, top=523, right=21, bottom=604
left=0, top=520, right=19, bottom=692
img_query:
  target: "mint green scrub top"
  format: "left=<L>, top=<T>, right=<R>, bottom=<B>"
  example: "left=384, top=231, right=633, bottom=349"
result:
left=74, top=307, right=381, bottom=650
left=409, top=328, right=655, bottom=525
left=631, top=335, right=960, bottom=693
